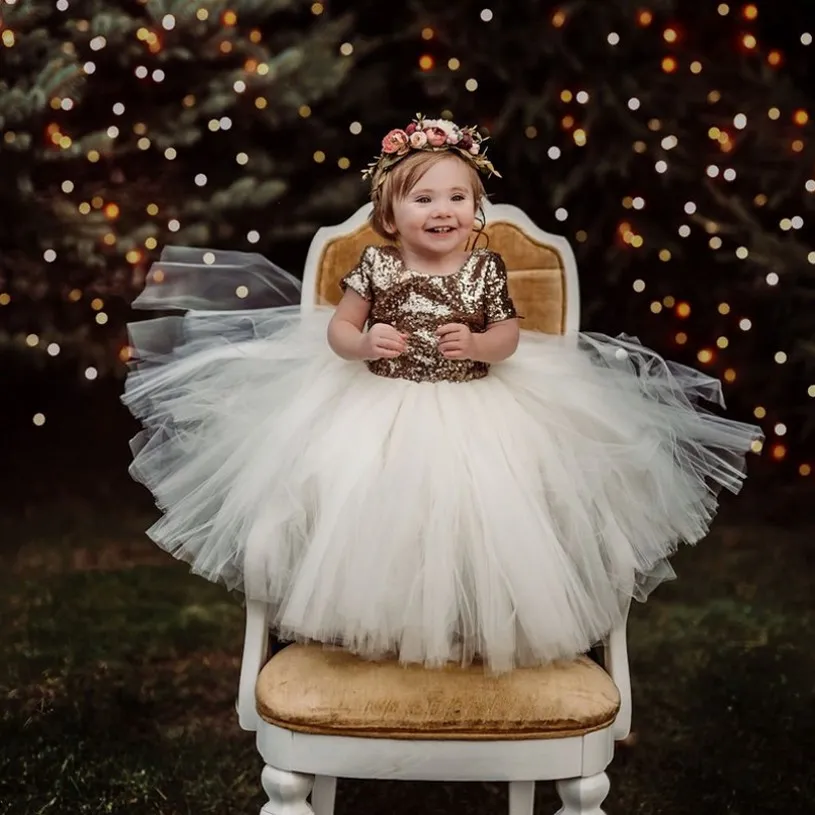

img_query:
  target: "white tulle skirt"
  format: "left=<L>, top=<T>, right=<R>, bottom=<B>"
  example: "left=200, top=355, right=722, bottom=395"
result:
left=123, top=299, right=762, bottom=672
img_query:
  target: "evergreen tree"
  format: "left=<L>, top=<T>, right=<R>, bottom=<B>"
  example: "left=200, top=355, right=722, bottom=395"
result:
left=3, top=0, right=814, bottom=475
left=0, top=0, right=374, bottom=373
left=410, top=0, right=815, bottom=473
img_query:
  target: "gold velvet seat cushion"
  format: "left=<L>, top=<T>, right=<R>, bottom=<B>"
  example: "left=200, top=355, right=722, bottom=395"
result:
left=256, top=645, right=620, bottom=741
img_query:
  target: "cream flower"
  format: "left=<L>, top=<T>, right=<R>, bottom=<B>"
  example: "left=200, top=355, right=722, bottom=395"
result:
left=409, top=130, right=428, bottom=148
left=421, top=118, right=455, bottom=136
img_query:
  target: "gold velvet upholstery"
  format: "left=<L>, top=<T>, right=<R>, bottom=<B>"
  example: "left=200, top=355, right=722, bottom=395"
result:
left=268, top=216, right=603, bottom=744
left=256, top=645, right=620, bottom=741
left=315, top=221, right=567, bottom=335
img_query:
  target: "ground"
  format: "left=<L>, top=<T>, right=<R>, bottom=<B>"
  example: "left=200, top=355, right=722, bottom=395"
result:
left=1, top=383, right=812, bottom=813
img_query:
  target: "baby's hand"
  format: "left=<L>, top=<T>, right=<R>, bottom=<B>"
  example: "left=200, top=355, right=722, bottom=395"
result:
left=436, top=323, right=476, bottom=360
left=361, top=323, right=409, bottom=360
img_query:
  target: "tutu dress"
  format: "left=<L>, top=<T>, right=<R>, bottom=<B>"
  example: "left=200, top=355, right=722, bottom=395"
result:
left=124, top=242, right=762, bottom=673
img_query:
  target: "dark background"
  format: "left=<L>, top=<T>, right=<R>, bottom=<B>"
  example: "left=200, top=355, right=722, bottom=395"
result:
left=1, top=2, right=813, bottom=813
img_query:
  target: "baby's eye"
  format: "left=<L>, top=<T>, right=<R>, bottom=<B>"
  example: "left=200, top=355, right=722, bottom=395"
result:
left=452, top=194, right=466, bottom=201
left=415, top=196, right=431, bottom=204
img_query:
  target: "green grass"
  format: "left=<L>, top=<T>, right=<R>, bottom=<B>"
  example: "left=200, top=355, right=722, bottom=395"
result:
left=2, top=515, right=813, bottom=815
left=1, top=565, right=257, bottom=814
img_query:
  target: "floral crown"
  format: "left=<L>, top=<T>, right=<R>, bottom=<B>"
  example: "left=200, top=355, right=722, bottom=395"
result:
left=361, top=114, right=500, bottom=190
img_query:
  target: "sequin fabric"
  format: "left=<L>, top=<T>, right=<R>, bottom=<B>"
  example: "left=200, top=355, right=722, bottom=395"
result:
left=340, top=244, right=517, bottom=383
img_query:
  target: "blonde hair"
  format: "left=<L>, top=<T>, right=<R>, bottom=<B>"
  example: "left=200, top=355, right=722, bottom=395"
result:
left=370, top=151, right=486, bottom=241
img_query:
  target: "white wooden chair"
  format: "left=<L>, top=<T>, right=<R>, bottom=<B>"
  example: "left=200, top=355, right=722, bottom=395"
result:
left=236, top=202, right=633, bottom=815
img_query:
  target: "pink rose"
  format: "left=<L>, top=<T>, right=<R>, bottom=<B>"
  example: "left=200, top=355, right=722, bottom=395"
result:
left=405, top=122, right=417, bottom=135
left=469, top=143, right=480, bottom=155
left=409, top=130, right=428, bottom=148
left=424, top=127, right=447, bottom=147
left=382, top=129, right=410, bottom=154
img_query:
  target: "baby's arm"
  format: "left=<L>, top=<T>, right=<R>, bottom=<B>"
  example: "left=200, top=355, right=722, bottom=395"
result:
left=473, top=251, right=520, bottom=362
left=328, top=290, right=407, bottom=360
left=471, top=318, right=519, bottom=362
left=328, top=290, right=371, bottom=360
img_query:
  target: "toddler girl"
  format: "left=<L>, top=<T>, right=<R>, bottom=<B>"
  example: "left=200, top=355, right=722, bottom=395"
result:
left=124, top=115, right=762, bottom=673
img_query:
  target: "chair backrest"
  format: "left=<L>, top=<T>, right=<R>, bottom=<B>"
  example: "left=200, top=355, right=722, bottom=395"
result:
left=302, top=201, right=580, bottom=334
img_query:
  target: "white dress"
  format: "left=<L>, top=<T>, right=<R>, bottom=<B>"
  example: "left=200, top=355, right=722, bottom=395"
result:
left=123, top=244, right=763, bottom=672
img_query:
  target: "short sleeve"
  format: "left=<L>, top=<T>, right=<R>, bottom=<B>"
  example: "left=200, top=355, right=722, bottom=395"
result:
left=340, top=246, right=375, bottom=301
left=484, top=252, right=518, bottom=323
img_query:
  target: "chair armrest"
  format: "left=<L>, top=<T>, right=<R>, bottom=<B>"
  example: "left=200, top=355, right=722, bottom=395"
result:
left=602, top=599, right=632, bottom=741
left=236, top=599, right=271, bottom=731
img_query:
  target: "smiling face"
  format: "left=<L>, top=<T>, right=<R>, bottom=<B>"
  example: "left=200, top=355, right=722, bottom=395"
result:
left=388, top=155, right=478, bottom=258
left=371, top=151, right=484, bottom=257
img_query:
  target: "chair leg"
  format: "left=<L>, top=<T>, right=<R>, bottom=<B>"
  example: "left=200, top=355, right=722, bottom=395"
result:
left=555, top=773, right=610, bottom=815
left=508, top=780, right=535, bottom=815
left=260, top=765, right=315, bottom=815
left=311, top=775, right=337, bottom=815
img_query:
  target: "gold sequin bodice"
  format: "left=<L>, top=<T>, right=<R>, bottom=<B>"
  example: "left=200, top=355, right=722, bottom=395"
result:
left=341, top=245, right=517, bottom=383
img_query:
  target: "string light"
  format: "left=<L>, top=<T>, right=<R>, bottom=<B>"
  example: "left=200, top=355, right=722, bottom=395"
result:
left=6, top=3, right=812, bottom=474
left=662, top=56, right=678, bottom=73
